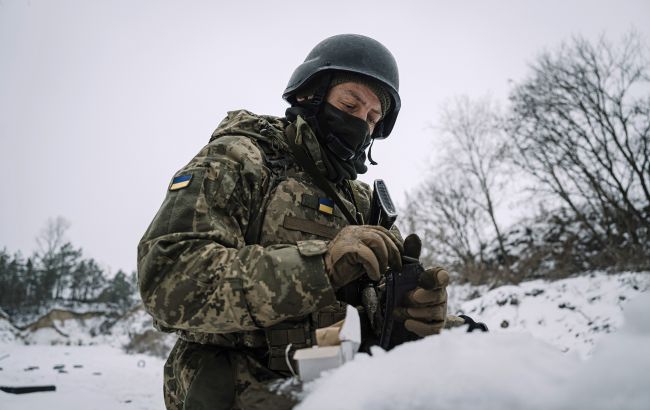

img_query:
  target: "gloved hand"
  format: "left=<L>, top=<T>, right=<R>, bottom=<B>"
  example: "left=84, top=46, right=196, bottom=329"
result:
left=324, top=225, right=403, bottom=289
left=395, top=234, right=449, bottom=337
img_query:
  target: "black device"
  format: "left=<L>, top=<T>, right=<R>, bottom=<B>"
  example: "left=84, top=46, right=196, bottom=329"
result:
left=379, top=255, right=423, bottom=349
left=369, top=179, right=398, bottom=229
left=367, top=179, right=420, bottom=349
left=0, top=385, right=56, bottom=394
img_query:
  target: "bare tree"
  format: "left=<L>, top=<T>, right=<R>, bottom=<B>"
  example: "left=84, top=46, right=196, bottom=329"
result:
left=36, top=216, right=70, bottom=257
left=403, top=95, right=512, bottom=284
left=438, top=96, right=510, bottom=266
left=35, top=216, right=79, bottom=300
left=404, top=175, right=488, bottom=272
left=507, top=32, right=650, bottom=263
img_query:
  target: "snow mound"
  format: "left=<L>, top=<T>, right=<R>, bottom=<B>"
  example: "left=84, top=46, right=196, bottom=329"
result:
left=298, top=291, right=650, bottom=410
left=456, top=271, right=650, bottom=357
left=23, top=309, right=108, bottom=346
left=0, top=316, right=17, bottom=343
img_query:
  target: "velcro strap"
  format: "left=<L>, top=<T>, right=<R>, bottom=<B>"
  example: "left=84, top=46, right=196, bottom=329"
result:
left=283, top=215, right=338, bottom=239
left=266, top=321, right=314, bottom=373
left=268, top=327, right=308, bottom=346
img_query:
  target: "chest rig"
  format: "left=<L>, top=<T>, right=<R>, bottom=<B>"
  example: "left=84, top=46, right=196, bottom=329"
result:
left=239, top=117, right=371, bottom=374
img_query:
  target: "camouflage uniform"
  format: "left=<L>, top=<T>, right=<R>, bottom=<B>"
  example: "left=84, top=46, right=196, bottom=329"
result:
left=138, top=110, right=379, bottom=409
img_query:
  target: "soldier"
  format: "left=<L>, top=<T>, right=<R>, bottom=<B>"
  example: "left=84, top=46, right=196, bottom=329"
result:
left=138, top=34, right=449, bottom=410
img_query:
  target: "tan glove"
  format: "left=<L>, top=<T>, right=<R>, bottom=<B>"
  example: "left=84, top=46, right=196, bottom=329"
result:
left=324, top=225, right=403, bottom=289
left=394, top=234, right=449, bottom=337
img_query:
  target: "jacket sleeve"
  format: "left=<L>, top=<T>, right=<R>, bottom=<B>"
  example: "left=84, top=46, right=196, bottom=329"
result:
left=137, top=135, right=337, bottom=333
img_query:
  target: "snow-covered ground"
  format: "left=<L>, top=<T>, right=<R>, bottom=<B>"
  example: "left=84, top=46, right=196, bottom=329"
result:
left=0, top=345, right=165, bottom=410
left=298, top=291, right=650, bottom=410
left=1, top=271, right=648, bottom=409
left=451, top=271, right=650, bottom=358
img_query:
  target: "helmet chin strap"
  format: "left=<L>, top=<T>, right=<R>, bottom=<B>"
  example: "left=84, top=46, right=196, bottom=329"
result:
left=301, top=72, right=332, bottom=114
left=367, top=138, right=378, bottom=165
left=367, top=121, right=384, bottom=165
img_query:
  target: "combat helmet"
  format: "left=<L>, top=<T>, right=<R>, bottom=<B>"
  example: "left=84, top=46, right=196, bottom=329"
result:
left=283, top=34, right=400, bottom=139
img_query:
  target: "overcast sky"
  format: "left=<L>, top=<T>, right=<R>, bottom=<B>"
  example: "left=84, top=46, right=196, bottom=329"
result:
left=1, top=0, right=649, bottom=273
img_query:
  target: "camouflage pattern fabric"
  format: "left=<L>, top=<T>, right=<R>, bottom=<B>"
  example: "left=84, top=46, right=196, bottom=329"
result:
left=138, top=110, right=376, bottom=409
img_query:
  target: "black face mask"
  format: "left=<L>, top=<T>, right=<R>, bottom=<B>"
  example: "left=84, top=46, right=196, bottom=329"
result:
left=316, top=103, right=371, bottom=162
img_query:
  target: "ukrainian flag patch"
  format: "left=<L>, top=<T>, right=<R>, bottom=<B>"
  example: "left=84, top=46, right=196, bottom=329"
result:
left=169, top=174, right=192, bottom=191
left=318, top=198, right=335, bottom=215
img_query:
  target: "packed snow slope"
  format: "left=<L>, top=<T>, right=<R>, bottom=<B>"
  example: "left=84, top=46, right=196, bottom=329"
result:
left=298, top=281, right=650, bottom=410
left=448, top=271, right=649, bottom=358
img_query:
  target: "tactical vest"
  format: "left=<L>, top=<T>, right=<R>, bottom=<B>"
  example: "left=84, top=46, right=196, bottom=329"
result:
left=177, top=115, right=372, bottom=374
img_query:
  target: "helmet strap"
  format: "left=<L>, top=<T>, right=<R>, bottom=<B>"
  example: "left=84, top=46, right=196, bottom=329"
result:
left=367, top=121, right=384, bottom=165
left=367, top=138, right=378, bottom=165
left=304, top=72, right=332, bottom=112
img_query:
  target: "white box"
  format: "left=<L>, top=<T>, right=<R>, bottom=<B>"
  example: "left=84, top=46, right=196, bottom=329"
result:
left=292, top=305, right=361, bottom=383
left=293, top=341, right=356, bottom=383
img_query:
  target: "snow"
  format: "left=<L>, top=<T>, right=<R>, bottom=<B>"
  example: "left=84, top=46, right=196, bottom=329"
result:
left=297, top=290, right=650, bottom=410
left=454, top=271, right=650, bottom=358
left=0, top=305, right=171, bottom=409
left=1, top=271, right=648, bottom=409
left=0, top=345, right=166, bottom=410
left=0, top=320, right=17, bottom=345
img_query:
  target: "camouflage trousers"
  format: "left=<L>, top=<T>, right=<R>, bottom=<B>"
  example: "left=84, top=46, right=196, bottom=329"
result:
left=163, top=338, right=297, bottom=410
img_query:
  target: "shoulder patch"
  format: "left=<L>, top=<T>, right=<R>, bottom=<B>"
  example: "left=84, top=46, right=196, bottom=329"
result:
left=301, top=194, right=343, bottom=218
left=169, top=174, right=192, bottom=191
left=318, top=198, right=335, bottom=215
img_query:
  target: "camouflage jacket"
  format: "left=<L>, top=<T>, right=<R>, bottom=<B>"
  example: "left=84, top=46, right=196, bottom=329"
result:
left=138, top=111, right=375, bottom=377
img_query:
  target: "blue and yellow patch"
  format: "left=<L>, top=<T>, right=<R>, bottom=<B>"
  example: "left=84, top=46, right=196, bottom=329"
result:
left=169, top=174, right=192, bottom=191
left=318, top=198, right=335, bottom=215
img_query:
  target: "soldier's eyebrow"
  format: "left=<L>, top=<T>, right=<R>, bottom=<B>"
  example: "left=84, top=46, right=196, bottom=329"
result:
left=343, top=89, right=382, bottom=117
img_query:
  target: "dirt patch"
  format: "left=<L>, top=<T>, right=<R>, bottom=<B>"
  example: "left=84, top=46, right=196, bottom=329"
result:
left=123, top=329, right=175, bottom=358
left=19, top=309, right=108, bottom=332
